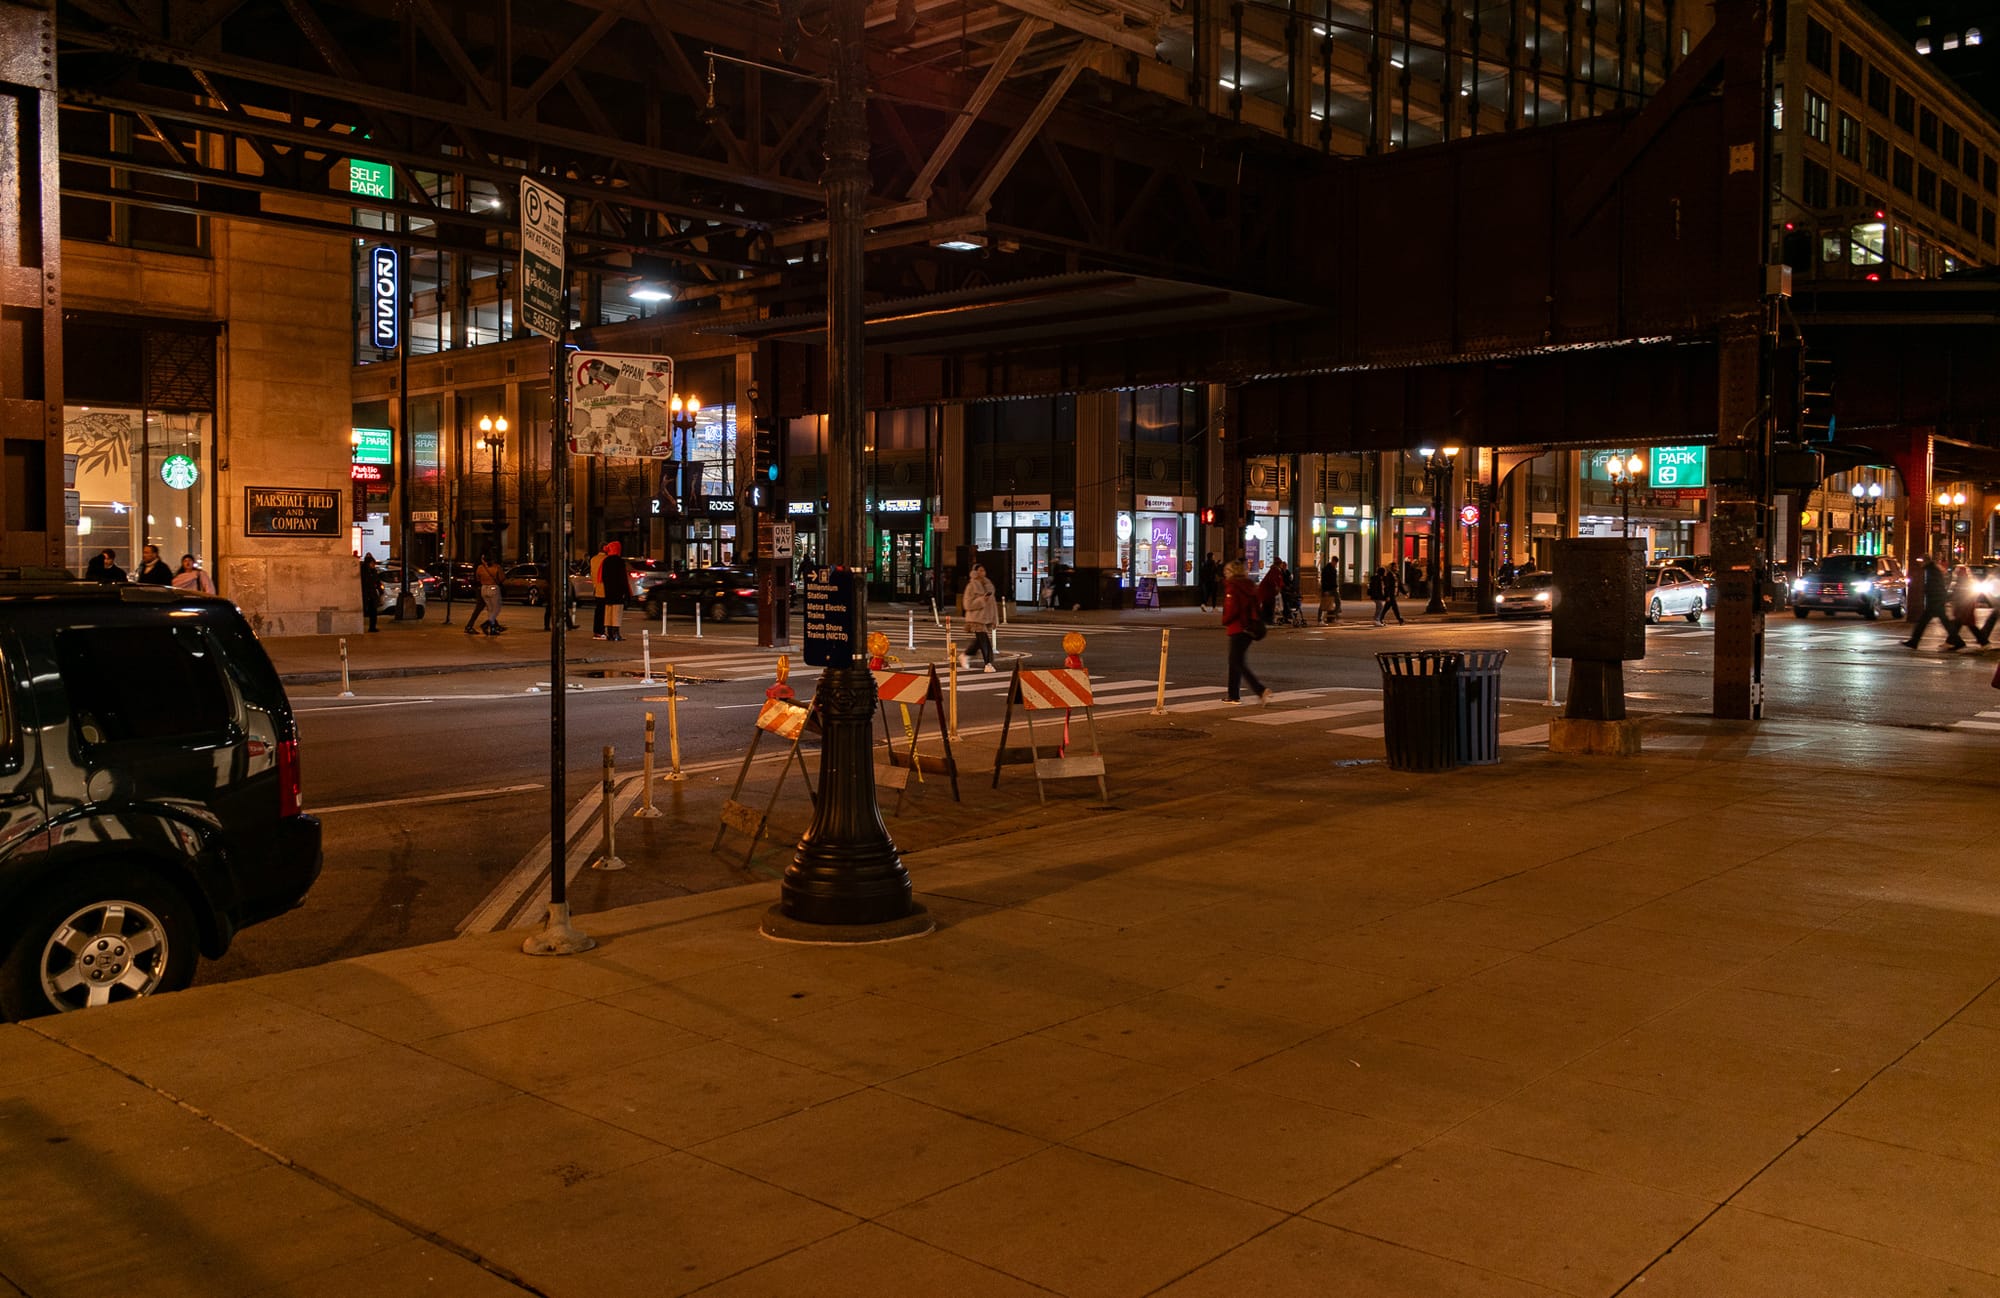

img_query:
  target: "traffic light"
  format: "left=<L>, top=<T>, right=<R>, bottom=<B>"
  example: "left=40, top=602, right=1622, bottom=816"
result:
left=752, top=421, right=780, bottom=505
left=1771, top=338, right=1804, bottom=436
left=1199, top=507, right=1218, bottom=526
left=1801, top=356, right=1835, bottom=440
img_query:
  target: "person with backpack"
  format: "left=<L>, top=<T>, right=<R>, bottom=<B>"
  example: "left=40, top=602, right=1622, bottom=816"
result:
left=1222, top=559, right=1272, bottom=706
left=1317, top=557, right=1341, bottom=624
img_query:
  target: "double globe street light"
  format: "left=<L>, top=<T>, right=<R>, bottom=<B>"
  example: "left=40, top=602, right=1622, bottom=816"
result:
left=1850, top=479, right=1883, bottom=554
left=478, top=414, right=508, bottom=558
left=1417, top=445, right=1460, bottom=614
left=1606, top=453, right=1647, bottom=537
left=1936, top=489, right=1967, bottom=562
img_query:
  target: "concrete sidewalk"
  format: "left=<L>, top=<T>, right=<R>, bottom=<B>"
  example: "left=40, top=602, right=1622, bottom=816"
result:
left=6, top=714, right=2000, bottom=1297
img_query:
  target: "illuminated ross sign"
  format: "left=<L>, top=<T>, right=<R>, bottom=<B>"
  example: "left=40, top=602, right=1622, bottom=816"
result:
left=1649, top=445, right=1707, bottom=489
left=159, top=454, right=199, bottom=490
left=351, top=428, right=393, bottom=466
left=369, top=245, right=399, bottom=349
left=349, top=159, right=394, bottom=200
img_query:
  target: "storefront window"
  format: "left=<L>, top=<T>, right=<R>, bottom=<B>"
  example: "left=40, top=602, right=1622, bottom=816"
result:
left=974, top=505, right=1072, bottom=604
left=65, top=406, right=212, bottom=580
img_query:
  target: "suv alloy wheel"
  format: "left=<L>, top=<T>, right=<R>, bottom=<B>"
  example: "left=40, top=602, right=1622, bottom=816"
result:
left=1, top=865, right=197, bottom=1018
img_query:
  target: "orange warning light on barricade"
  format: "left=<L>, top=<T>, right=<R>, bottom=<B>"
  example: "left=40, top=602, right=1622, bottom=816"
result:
left=766, top=652, right=795, bottom=702
left=867, top=630, right=891, bottom=669
left=1063, top=630, right=1086, bottom=670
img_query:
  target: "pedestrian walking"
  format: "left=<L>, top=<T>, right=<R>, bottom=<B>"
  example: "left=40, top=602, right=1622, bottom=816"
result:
left=600, top=541, right=629, bottom=641
left=1370, top=565, right=1407, bottom=625
left=1257, top=558, right=1286, bottom=624
left=590, top=543, right=608, bottom=639
left=960, top=562, right=998, bottom=672
left=1317, top=558, right=1341, bottom=623
left=359, top=555, right=382, bottom=631
left=475, top=553, right=505, bottom=635
left=1904, top=556, right=1965, bottom=650
left=171, top=553, right=212, bottom=595
left=1222, top=559, right=1271, bottom=705
left=135, top=544, right=173, bottom=586
left=1948, top=564, right=1980, bottom=644
left=1199, top=553, right=1221, bottom=611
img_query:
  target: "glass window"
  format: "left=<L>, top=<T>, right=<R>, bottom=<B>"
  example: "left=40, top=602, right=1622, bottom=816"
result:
left=1849, top=220, right=1885, bottom=264
left=1942, top=179, right=1958, bottom=216
left=1820, top=232, right=1843, bottom=263
left=1918, top=165, right=1937, bottom=207
left=1964, top=192, right=1980, bottom=231
left=1983, top=207, right=1995, bottom=245
left=1985, top=156, right=1998, bottom=195
left=1838, top=113, right=1860, bottom=160
left=1967, top=142, right=1982, bottom=177
left=1866, top=130, right=1889, bottom=178
left=1805, top=17, right=1832, bottom=70
left=1838, top=44, right=1863, bottom=93
left=1867, top=67, right=1891, bottom=114
left=56, top=625, right=232, bottom=746
left=1919, top=107, right=1938, bottom=151
left=1894, top=88, right=1915, bottom=132
left=1894, top=149, right=1914, bottom=192
left=1942, top=123, right=1961, bottom=164
left=1835, top=177, right=1861, bottom=207
left=1803, top=160, right=1830, bottom=208
left=1805, top=92, right=1829, bottom=143
left=1772, top=83, right=1784, bottom=131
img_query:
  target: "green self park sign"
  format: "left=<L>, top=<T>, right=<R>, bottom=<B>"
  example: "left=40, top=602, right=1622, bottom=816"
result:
left=348, top=159, right=394, bottom=200
left=1649, top=446, right=1707, bottom=490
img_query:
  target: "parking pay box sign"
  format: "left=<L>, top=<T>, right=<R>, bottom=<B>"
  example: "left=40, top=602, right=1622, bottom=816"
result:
left=1649, top=446, right=1707, bottom=489
left=803, top=569, right=860, bottom=668
left=518, top=177, right=567, bottom=339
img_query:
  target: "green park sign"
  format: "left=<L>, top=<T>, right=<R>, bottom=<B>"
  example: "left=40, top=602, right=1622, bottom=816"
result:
left=351, top=427, right=393, bottom=466
left=349, top=159, right=394, bottom=200
left=1649, top=445, right=1707, bottom=489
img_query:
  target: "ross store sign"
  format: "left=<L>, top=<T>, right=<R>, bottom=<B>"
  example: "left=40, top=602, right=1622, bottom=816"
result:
left=1649, top=445, right=1707, bottom=489
left=351, top=427, right=393, bottom=465
left=369, top=245, right=399, bottom=350
left=349, top=159, right=394, bottom=200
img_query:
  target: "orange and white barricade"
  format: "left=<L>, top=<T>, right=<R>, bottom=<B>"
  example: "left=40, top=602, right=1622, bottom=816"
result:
left=713, top=695, right=817, bottom=868
left=991, top=666, right=1108, bottom=803
left=870, top=664, right=960, bottom=810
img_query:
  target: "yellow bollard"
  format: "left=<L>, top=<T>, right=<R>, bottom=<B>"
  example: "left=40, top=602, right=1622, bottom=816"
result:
left=634, top=712, right=663, bottom=819
left=591, top=745, right=627, bottom=870
left=664, top=664, right=685, bottom=781
left=1152, top=627, right=1170, bottom=715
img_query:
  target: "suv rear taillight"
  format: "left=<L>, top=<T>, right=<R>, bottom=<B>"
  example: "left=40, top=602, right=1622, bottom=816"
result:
left=734, top=587, right=757, bottom=597
left=277, top=738, right=301, bottom=817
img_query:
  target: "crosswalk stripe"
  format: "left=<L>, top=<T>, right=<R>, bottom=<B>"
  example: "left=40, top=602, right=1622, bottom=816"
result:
left=1093, top=685, right=1225, bottom=705
left=1953, top=720, right=2000, bottom=731
left=1236, top=700, right=1379, bottom=726
left=1499, top=723, right=1550, bottom=746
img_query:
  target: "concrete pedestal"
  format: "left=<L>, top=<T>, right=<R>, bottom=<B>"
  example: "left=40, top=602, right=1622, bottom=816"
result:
left=1549, top=716, right=1644, bottom=756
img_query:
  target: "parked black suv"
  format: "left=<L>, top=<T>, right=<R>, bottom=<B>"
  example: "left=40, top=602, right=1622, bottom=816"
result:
left=0, top=583, right=321, bottom=1018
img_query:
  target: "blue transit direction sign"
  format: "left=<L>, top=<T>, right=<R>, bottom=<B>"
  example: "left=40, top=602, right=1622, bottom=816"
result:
left=803, top=569, right=861, bottom=668
left=518, top=176, right=567, bottom=339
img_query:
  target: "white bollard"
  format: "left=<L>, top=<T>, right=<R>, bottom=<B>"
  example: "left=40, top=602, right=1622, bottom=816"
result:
left=640, top=629, right=656, bottom=685
left=907, top=608, right=915, bottom=650
left=930, top=596, right=940, bottom=626
left=591, top=745, right=627, bottom=871
left=338, top=637, right=355, bottom=699
left=1547, top=655, right=1558, bottom=706
left=694, top=601, right=703, bottom=639
left=1152, top=628, right=1170, bottom=715
left=634, top=712, right=663, bottom=819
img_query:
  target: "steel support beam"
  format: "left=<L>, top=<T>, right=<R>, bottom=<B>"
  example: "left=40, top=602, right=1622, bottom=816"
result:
left=0, top=0, right=63, bottom=568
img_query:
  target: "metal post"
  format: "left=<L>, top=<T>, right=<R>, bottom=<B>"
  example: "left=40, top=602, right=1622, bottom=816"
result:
left=664, top=664, right=685, bottom=780
left=1425, top=457, right=1448, bottom=614
left=635, top=713, right=662, bottom=819
left=767, top=0, right=924, bottom=940
left=946, top=626, right=960, bottom=740
left=907, top=608, right=914, bottom=649
left=694, top=600, right=703, bottom=639
left=591, top=745, right=627, bottom=869
left=1152, top=628, right=1170, bottom=715
left=640, top=628, right=656, bottom=684
left=338, top=638, right=354, bottom=699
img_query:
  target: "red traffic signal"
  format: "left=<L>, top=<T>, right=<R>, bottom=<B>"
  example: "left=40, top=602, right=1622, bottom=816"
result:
left=1199, top=507, right=1217, bottom=525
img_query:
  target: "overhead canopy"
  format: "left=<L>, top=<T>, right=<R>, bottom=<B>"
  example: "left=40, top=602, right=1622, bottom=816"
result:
left=712, top=271, right=1316, bottom=356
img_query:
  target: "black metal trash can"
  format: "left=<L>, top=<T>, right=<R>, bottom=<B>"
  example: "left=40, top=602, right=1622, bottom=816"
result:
left=1375, top=651, right=1460, bottom=772
left=1452, top=649, right=1508, bottom=765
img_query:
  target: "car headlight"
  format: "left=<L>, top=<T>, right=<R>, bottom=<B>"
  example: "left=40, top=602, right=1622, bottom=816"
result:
left=1495, top=594, right=1507, bottom=604
left=1983, top=579, right=1999, bottom=598
left=1853, top=580, right=1873, bottom=593
left=1534, top=591, right=1550, bottom=602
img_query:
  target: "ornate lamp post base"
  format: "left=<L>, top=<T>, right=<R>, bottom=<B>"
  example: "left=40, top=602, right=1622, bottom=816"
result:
left=761, top=664, right=931, bottom=944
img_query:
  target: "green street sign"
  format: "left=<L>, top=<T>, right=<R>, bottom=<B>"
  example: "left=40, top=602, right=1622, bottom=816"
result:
left=349, top=159, right=394, bottom=200
left=351, top=427, right=393, bottom=466
left=1649, top=445, right=1707, bottom=489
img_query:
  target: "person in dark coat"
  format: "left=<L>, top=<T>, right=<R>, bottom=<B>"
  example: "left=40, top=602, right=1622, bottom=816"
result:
left=1317, top=557, right=1341, bottom=623
left=84, top=549, right=125, bottom=584
left=1198, top=553, right=1221, bottom=612
left=359, top=556, right=382, bottom=632
left=1904, top=556, right=1965, bottom=650
left=599, top=540, right=630, bottom=641
left=1257, top=558, right=1287, bottom=624
left=1221, top=560, right=1271, bottom=705
left=135, top=544, right=173, bottom=585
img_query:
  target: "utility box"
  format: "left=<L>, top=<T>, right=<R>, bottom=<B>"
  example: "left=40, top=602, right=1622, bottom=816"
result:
left=1551, top=538, right=1646, bottom=663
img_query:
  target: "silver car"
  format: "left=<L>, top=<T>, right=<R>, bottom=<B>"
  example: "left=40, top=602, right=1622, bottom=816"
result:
left=1644, top=565, right=1707, bottom=624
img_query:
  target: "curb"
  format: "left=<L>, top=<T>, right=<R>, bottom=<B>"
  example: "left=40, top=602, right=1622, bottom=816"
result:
left=279, top=652, right=635, bottom=686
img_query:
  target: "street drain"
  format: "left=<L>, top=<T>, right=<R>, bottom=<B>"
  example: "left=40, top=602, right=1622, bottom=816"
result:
left=1133, top=728, right=1210, bottom=741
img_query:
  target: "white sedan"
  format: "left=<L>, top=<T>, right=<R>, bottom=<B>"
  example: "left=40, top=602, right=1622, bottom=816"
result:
left=1644, top=565, right=1707, bottom=624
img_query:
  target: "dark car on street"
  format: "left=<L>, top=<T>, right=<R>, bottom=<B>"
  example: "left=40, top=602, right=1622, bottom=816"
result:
left=641, top=565, right=762, bottom=622
left=0, top=583, right=321, bottom=1018
left=1790, top=553, right=1907, bottom=619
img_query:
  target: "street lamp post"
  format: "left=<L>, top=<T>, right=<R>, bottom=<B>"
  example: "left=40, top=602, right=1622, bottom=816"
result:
left=479, top=414, right=507, bottom=559
left=1936, top=489, right=1965, bottom=562
left=1417, top=445, right=1459, bottom=614
left=1607, top=453, right=1647, bottom=539
left=1850, top=480, right=1883, bottom=554
left=665, top=393, right=699, bottom=559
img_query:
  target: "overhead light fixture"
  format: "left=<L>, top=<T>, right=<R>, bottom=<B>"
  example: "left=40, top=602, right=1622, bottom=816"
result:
left=631, top=286, right=674, bottom=302
left=933, top=237, right=984, bottom=252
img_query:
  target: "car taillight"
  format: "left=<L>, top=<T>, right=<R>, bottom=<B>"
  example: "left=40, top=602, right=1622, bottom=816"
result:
left=277, top=738, right=301, bottom=817
left=734, top=587, right=756, bottom=597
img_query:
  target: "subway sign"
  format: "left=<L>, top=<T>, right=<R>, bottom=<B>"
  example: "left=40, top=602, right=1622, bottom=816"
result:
left=1649, top=445, right=1707, bottom=489
left=369, top=245, right=399, bottom=350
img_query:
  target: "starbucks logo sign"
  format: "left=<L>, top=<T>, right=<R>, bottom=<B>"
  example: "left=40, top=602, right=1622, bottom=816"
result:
left=159, top=454, right=199, bottom=490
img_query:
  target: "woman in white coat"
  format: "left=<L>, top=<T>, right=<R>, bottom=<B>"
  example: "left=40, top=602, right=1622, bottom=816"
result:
left=960, top=563, right=998, bottom=672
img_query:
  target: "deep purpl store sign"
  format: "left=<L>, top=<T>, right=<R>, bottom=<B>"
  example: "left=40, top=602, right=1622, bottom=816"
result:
left=1649, top=445, right=1707, bottom=489
left=369, top=245, right=399, bottom=350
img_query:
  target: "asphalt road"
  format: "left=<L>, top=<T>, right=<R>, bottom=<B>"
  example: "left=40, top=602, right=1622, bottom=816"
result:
left=195, top=606, right=2000, bottom=986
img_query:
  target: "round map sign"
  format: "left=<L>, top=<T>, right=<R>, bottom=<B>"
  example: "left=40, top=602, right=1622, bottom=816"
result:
left=1458, top=503, right=1480, bottom=526
left=159, top=454, right=199, bottom=491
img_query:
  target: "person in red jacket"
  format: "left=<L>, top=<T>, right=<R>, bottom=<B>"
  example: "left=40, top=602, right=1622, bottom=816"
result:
left=1222, top=559, right=1272, bottom=706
